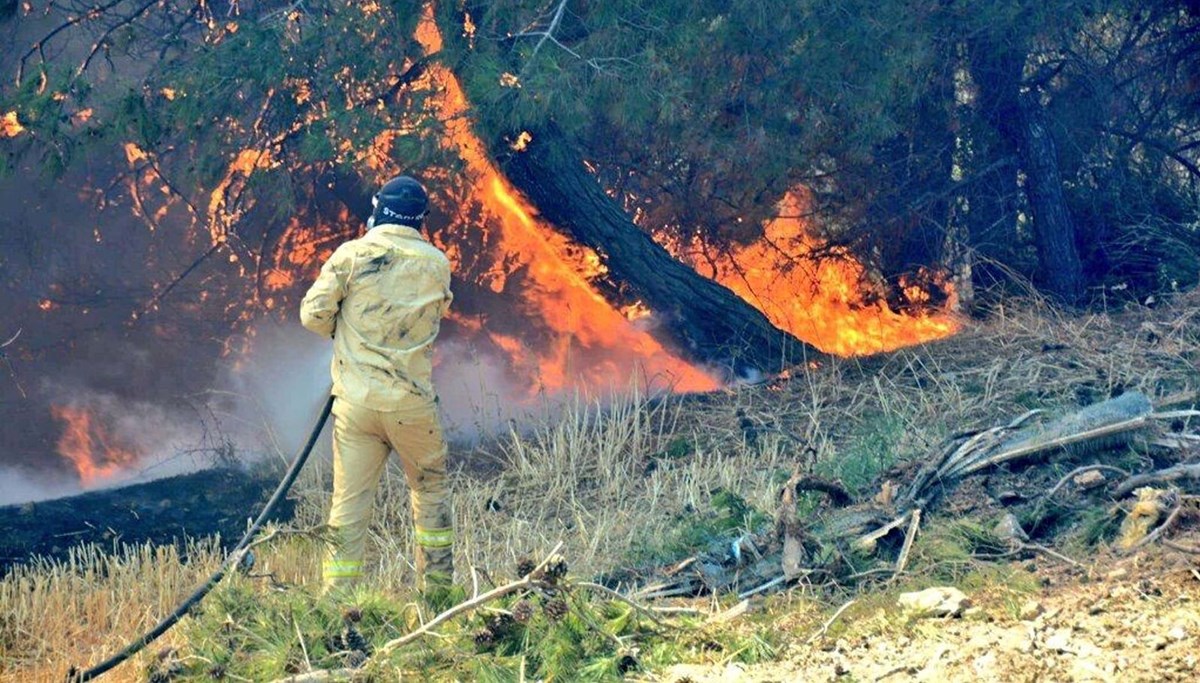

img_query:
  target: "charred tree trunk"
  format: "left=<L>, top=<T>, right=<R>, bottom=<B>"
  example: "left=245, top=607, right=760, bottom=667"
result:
left=492, top=124, right=820, bottom=374
left=969, top=37, right=1085, bottom=306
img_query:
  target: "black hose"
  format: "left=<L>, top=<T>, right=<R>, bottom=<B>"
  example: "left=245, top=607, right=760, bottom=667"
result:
left=69, top=394, right=335, bottom=682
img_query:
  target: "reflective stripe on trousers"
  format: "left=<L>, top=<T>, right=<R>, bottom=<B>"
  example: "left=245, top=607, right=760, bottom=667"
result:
left=323, top=396, right=453, bottom=589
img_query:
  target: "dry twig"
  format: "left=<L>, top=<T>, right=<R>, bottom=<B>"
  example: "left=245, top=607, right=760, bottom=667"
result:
left=377, top=542, right=564, bottom=655
left=805, top=599, right=857, bottom=644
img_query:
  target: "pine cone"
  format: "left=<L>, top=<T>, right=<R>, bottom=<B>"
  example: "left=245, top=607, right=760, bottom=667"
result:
left=541, top=555, right=568, bottom=583
left=345, top=650, right=369, bottom=669
left=326, top=633, right=346, bottom=652
left=343, top=626, right=371, bottom=655
left=473, top=628, right=496, bottom=648
left=515, top=556, right=536, bottom=578
left=486, top=612, right=515, bottom=637
left=543, top=598, right=569, bottom=621
left=512, top=600, right=535, bottom=624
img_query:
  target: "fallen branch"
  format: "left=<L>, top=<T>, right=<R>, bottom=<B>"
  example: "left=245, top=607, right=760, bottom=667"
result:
left=893, top=509, right=922, bottom=576
left=1020, top=542, right=1083, bottom=568
left=787, top=476, right=854, bottom=508
left=377, top=543, right=563, bottom=655
left=854, top=512, right=912, bottom=551
left=575, top=581, right=671, bottom=627
left=1162, top=539, right=1200, bottom=555
left=1114, top=464, right=1200, bottom=498
left=736, top=574, right=789, bottom=599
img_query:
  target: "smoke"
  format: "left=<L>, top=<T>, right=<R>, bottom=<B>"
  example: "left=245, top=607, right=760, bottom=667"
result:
left=0, top=384, right=217, bottom=506
left=433, top=339, right=547, bottom=442
left=0, top=324, right=336, bottom=507
left=218, top=322, right=335, bottom=460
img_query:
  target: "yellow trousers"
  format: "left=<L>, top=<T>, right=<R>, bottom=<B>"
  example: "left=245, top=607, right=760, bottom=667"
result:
left=323, top=396, right=453, bottom=590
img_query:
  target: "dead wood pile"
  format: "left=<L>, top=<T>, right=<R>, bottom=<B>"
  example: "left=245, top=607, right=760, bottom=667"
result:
left=633, top=392, right=1200, bottom=600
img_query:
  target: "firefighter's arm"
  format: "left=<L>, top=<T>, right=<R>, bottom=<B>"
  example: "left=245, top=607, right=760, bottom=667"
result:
left=300, top=246, right=350, bottom=338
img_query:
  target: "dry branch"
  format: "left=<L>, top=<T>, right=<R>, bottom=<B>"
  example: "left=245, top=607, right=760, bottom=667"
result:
left=805, top=599, right=856, bottom=644
left=1044, top=464, right=1131, bottom=500
left=893, top=509, right=921, bottom=575
left=1114, top=464, right=1200, bottom=498
left=377, top=543, right=563, bottom=655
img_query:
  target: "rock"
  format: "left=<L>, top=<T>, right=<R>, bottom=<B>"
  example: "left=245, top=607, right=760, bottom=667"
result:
left=1044, top=627, right=1074, bottom=653
left=964, top=606, right=991, bottom=621
left=897, top=587, right=971, bottom=618
left=1018, top=599, right=1044, bottom=621
left=1168, top=625, right=1187, bottom=642
left=994, top=513, right=1029, bottom=543
left=1073, top=469, right=1107, bottom=489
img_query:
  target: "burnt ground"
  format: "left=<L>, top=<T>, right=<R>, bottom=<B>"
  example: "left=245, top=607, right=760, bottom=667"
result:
left=0, top=467, right=291, bottom=575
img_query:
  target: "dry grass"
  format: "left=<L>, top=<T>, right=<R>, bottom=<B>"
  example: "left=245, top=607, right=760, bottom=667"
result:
left=2, top=293, right=1198, bottom=681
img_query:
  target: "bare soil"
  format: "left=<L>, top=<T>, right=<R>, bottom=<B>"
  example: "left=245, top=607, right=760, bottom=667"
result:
left=657, top=542, right=1200, bottom=682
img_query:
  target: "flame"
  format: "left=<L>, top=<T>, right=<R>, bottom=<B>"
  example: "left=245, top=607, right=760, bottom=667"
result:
left=1, top=111, right=25, bottom=138
left=50, top=405, right=141, bottom=487
left=680, top=192, right=960, bottom=356
left=413, top=4, right=717, bottom=393
left=509, top=131, right=532, bottom=151
left=123, top=142, right=148, bottom=165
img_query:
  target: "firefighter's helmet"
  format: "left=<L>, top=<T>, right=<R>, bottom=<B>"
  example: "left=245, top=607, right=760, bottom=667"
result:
left=370, top=175, right=428, bottom=228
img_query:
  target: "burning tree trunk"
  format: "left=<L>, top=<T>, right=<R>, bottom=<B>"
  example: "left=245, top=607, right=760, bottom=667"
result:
left=489, top=124, right=822, bottom=375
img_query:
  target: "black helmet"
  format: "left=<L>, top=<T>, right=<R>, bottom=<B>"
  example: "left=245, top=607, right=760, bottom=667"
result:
left=370, top=175, right=428, bottom=228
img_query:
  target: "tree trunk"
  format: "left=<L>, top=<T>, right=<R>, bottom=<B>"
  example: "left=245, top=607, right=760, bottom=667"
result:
left=1014, top=92, right=1085, bottom=305
left=492, top=124, right=821, bottom=375
left=969, top=37, right=1085, bottom=306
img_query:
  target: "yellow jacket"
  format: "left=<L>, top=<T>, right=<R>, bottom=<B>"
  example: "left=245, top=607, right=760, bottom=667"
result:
left=300, top=224, right=453, bottom=407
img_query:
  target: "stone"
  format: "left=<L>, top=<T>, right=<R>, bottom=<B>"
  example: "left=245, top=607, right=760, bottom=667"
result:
left=897, top=587, right=971, bottom=618
left=1044, top=627, right=1074, bottom=653
left=1019, top=599, right=1044, bottom=621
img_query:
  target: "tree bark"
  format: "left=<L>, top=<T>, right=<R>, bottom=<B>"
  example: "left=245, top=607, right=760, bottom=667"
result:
left=969, top=37, right=1085, bottom=306
left=492, top=124, right=821, bottom=374
left=1014, top=91, right=1085, bottom=305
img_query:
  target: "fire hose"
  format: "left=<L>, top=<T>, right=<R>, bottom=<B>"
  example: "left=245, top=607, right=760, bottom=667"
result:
left=69, top=393, right=335, bottom=682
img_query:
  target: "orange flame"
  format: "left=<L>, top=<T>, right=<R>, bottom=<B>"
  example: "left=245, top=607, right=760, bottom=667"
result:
left=49, top=405, right=141, bottom=487
left=680, top=192, right=960, bottom=356
left=1, top=111, right=25, bottom=138
left=415, top=5, right=717, bottom=393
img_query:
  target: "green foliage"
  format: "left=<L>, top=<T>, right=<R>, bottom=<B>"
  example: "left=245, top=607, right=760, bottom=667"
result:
left=439, top=0, right=1200, bottom=299
left=628, top=489, right=770, bottom=566
left=905, top=517, right=1009, bottom=583
left=816, top=413, right=906, bottom=496
left=178, top=568, right=682, bottom=681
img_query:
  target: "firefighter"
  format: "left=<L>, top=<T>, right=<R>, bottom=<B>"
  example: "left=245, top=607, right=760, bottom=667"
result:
left=300, top=175, right=454, bottom=593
